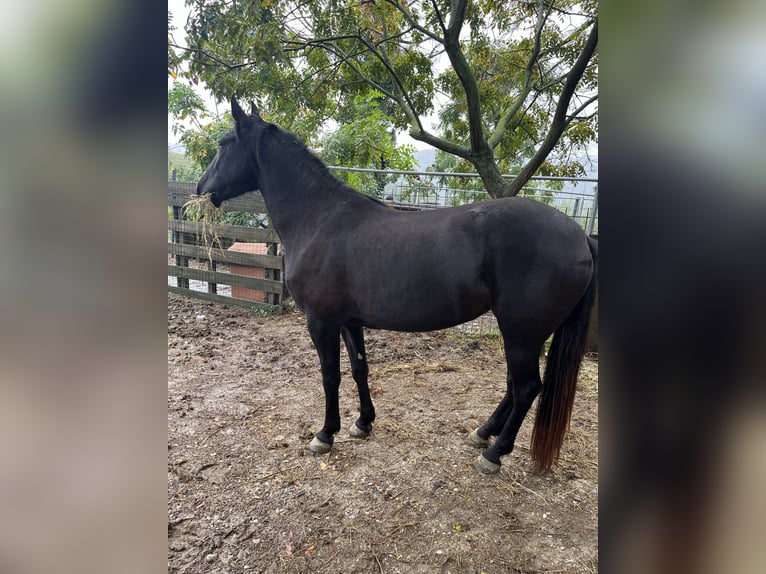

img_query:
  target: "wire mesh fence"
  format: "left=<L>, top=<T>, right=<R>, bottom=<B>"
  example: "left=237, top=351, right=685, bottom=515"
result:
left=327, top=166, right=598, bottom=236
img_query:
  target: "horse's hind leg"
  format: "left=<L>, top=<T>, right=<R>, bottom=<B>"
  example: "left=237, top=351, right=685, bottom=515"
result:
left=306, top=316, right=342, bottom=454
left=341, top=325, right=375, bottom=438
left=469, top=375, right=514, bottom=447
left=475, top=343, right=543, bottom=474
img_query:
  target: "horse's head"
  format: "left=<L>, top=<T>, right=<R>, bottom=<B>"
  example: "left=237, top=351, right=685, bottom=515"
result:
left=197, top=96, right=264, bottom=207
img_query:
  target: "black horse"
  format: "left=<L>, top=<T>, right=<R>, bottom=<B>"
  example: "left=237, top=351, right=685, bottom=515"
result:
left=197, top=97, right=597, bottom=474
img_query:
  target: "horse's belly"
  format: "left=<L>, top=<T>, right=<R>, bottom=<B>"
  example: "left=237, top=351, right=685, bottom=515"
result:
left=358, top=284, right=491, bottom=332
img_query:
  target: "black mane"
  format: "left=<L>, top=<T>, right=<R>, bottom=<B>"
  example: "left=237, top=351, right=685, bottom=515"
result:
left=269, top=124, right=390, bottom=208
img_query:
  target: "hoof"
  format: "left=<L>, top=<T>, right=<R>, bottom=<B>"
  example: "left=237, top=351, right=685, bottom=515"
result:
left=474, top=454, right=501, bottom=475
left=309, top=436, right=332, bottom=454
left=349, top=423, right=370, bottom=439
left=467, top=428, right=490, bottom=448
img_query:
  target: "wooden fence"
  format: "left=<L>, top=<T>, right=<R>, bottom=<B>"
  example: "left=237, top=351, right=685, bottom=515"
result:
left=167, top=182, right=284, bottom=313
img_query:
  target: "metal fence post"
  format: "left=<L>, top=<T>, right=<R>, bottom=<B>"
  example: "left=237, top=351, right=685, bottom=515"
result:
left=586, top=185, right=598, bottom=236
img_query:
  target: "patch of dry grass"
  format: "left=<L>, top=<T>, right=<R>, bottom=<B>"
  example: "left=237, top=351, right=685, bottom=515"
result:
left=182, top=194, right=226, bottom=261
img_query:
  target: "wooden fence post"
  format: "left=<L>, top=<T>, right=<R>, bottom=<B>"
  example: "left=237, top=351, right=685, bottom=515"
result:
left=172, top=204, right=190, bottom=290
left=265, top=241, right=281, bottom=306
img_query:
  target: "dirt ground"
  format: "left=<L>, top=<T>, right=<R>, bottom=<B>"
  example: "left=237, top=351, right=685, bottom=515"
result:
left=168, top=293, right=598, bottom=573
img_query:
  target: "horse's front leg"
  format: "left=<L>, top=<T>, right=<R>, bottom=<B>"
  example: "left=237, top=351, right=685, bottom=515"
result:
left=341, top=324, right=375, bottom=438
left=306, top=316, right=342, bottom=454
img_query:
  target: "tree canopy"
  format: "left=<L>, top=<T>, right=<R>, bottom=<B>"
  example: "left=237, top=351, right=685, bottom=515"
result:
left=169, top=1, right=597, bottom=198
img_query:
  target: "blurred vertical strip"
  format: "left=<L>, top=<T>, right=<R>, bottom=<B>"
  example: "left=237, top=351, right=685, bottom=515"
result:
left=0, top=1, right=168, bottom=574
left=601, top=0, right=766, bottom=573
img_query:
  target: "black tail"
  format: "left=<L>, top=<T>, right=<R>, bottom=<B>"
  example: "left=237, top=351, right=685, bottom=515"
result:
left=531, top=236, right=598, bottom=473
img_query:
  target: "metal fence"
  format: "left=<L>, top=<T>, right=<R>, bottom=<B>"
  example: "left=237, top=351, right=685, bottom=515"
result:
left=327, top=166, right=598, bottom=237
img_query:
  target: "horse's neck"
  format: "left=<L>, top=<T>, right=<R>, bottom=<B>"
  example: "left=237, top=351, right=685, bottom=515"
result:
left=257, top=143, right=345, bottom=243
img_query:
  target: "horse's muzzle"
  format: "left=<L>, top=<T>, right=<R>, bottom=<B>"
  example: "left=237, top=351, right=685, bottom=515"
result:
left=196, top=181, right=220, bottom=206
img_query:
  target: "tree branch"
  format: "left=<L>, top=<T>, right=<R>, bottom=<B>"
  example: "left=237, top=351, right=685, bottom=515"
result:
left=488, top=2, right=552, bottom=150
left=170, top=42, right=252, bottom=71
left=505, top=19, right=598, bottom=196
left=323, top=44, right=400, bottom=102
left=283, top=33, right=363, bottom=49
left=354, top=31, right=425, bottom=134
left=537, top=18, right=594, bottom=60
left=487, top=86, right=531, bottom=151
left=408, top=127, right=471, bottom=158
left=430, top=0, right=448, bottom=36
left=381, top=0, right=444, bottom=43
left=443, top=0, right=489, bottom=155
left=285, top=27, right=431, bottom=143
left=287, top=35, right=402, bottom=105
left=535, top=72, right=567, bottom=92
left=565, top=95, right=598, bottom=126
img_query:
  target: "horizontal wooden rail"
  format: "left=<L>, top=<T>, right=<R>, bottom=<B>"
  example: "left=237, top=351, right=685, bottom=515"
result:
left=167, top=265, right=283, bottom=295
left=168, top=243, right=283, bottom=270
left=167, top=219, right=280, bottom=243
left=168, top=286, right=281, bottom=313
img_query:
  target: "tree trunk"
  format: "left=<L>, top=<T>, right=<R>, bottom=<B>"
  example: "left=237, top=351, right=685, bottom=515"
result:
left=470, top=150, right=510, bottom=199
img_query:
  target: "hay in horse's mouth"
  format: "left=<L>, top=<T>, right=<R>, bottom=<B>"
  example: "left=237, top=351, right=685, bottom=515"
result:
left=182, top=194, right=225, bottom=262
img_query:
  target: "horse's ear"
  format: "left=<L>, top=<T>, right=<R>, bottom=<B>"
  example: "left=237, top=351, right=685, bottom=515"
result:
left=249, top=101, right=260, bottom=117
left=231, top=96, right=248, bottom=125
